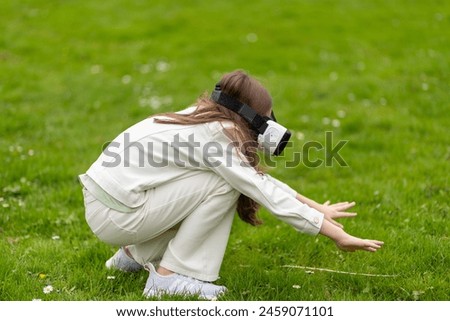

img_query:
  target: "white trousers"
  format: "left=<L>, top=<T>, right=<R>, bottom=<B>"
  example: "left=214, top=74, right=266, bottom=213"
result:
left=82, top=171, right=240, bottom=282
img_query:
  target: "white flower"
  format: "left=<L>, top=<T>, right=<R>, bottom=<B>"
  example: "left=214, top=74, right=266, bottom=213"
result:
left=107, top=276, right=116, bottom=280
left=413, top=290, right=424, bottom=300
left=292, top=285, right=301, bottom=289
left=362, top=99, right=371, bottom=107
left=43, top=285, right=54, bottom=294
left=329, top=72, right=338, bottom=81
left=121, top=75, right=132, bottom=85
left=139, top=64, right=151, bottom=74
left=337, top=110, right=346, bottom=118
left=90, top=65, right=102, bottom=74
left=246, top=33, right=258, bottom=43
left=331, top=119, right=341, bottom=128
left=295, top=132, right=305, bottom=140
left=156, top=61, right=170, bottom=72
left=149, top=96, right=162, bottom=109
left=51, top=235, right=60, bottom=241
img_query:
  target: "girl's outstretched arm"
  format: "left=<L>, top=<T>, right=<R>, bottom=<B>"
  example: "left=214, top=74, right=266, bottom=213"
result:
left=319, top=219, right=384, bottom=252
left=296, top=194, right=357, bottom=228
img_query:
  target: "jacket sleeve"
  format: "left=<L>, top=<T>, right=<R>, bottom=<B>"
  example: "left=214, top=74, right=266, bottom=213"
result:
left=205, top=127, right=324, bottom=235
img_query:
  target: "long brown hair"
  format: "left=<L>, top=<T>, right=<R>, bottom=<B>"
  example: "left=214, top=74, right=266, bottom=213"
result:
left=153, top=70, right=272, bottom=226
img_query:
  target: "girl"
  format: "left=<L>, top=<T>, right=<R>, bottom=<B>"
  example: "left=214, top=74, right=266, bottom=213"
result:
left=79, top=70, right=383, bottom=300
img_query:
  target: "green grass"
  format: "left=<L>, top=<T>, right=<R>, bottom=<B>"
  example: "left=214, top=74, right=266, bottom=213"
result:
left=0, top=0, right=448, bottom=301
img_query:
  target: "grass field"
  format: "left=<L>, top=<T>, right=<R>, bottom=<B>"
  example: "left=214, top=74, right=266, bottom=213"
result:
left=0, top=0, right=448, bottom=301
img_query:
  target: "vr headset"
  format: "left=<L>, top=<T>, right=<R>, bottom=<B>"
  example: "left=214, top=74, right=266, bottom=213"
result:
left=211, top=84, right=291, bottom=156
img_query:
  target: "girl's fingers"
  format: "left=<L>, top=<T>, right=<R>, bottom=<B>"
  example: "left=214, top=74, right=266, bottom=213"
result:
left=332, top=201, right=355, bottom=206
left=332, top=202, right=356, bottom=210
left=335, top=212, right=358, bottom=218
left=339, top=239, right=384, bottom=252
left=364, top=240, right=384, bottom=251
left=323, top=200, right=331, bottom=206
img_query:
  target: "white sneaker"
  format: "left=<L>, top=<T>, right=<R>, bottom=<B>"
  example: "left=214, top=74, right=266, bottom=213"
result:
left=105, top=247, right=143, bottom=272
left=143, top=263, right=227, bottom=300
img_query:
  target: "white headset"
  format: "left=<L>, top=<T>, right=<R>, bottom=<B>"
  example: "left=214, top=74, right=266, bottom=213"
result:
left=211, top=84, right=291, bottom=156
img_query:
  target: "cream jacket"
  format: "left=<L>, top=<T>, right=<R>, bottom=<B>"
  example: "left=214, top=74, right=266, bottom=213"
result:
left=80, top=107, right=324, bottom=235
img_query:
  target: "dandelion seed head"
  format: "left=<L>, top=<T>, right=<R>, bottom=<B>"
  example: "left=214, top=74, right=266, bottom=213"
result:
left=138, top=98, right=148, bottom=108
left=300, top=115, right=309, bottom=123
left=139, top=64, right=152, bottom=74
left=156, top=61, right=170, bottom=72
left=149, top=96, right=162, bottom=109
left=246, top=33, right=258, bottom=43
left=295, top=132, right=305, bottom=140
left=122, top=75, right=133, bottom=85
left=121, top=75, right=132, bottom=85
left=322, top=117, right=331, bottom=125
left=90, top=65, right=102, bottom=74
left=331, top=119, right=341, bottom=128
left=329, top=72, right=338, bottom=81
left=362, top=99, right=371, bottom=107
left=337, top=110, right=346, bottom=118
left=421, top=83, right=429, bottom=91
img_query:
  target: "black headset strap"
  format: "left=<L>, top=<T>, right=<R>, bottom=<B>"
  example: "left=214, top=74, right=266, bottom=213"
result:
left=211, top=85, right=268, bottom=134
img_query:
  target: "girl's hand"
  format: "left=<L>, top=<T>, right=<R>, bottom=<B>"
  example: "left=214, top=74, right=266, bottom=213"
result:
left=335, top=235, right=384, bottom=252
left=320, top=219, right=384, bottom=253
left=320, top=201, right=357, bottom=229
